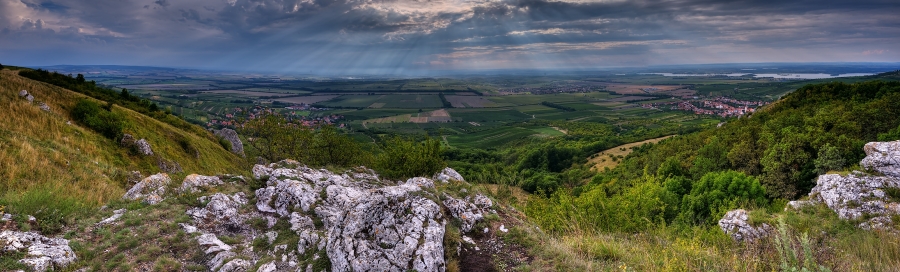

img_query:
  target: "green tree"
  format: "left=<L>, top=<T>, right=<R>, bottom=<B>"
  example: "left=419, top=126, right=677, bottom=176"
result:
left=374, top=136, right=445, bottom=179
left=814, top=143, right=845, bottom=175
left=678, top=170, right=767, bottom=225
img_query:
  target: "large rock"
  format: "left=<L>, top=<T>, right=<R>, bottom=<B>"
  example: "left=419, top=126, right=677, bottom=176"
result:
left=179, top=174, right=223, bottom=193
left=214, top=128, right=244, bottom=156
left=861, top=141, right=900, bottom=178
left=801, top=141, right=900, bottom=230
left=122, top=173, right=170, bottom=205
left=718, top=209, right=772, bottom=242
left=135, top=138, right=154, bottom=156
left=187, top=193, right=249, bottom=233
left=434, top=167, right=465, bottom=183
left=809, top=172, right=900, bottom=220
left=253, top=162, right=451, bottom=272
left=0, top=231, right=77, bottom=272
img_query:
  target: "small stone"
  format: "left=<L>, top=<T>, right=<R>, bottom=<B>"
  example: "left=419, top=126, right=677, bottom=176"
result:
left=179, top=174, right=223, bottom=193
left=433, top=167, right=465, bottom=183
left=135, top=139, right=153, bottom=156
left=38, top=102, right=50, bottom=112
left=122, top=173, right=170, bottom=205
left=25, top=94, right=34, bottom=102
left=499, top=225, right=508, bottom=233
left=19, top=90, right=28, bottom=97
left=718, top=209, right=771, bottom=242
left=96, top=209, right=126, bottom=226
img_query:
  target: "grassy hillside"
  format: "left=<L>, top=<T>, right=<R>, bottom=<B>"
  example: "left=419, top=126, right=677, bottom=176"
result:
left=0, top=68, right=245, bottom=232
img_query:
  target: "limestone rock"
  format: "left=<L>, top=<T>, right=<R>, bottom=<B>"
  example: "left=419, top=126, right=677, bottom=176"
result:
left=809, top=172, right=900, bottom=220
left=214, top=128, right=245, bottom=156
left=135, top=139, right=153, bottom=156
left=257, top=261, right=277, bottom=272
left=179, top=174, right=223, bottom=193
left=96, top=209, right=127, bottom=226
left=186, top=193, right=248, bottom=233
left=253, top=162, right=448, bottom=272
left=122, top=173, right=170, bottom=205
left=784, top=200, right=814, bottom=211
left=861, top=141, right=900, bottom=178
left=434, top=167, right=464, bottom=183
left=19, top=90, right=28, bottom=97
left=443, top=195, right=485, bottom=233
left=219, top=258, right=251, bottom=272
left=718, top=209, right=772, bottom=242
left=0, top=231, right=77, bottom=272
left=25, top=94, right=34, bottom=102
left=38, top=102, right=50, bottom=112
left=197, top=233, right=237, bottom=271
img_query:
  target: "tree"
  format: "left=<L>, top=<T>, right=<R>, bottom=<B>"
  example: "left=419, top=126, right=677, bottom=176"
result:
left=678, top=170, right=767, bottom=225
left=76, top=74, right=86, bottom=84
left=814, top=143, right=845, bottom=175
left=0, top=63, right=4, bottom=70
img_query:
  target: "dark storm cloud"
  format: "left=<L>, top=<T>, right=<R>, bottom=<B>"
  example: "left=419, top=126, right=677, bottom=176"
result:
left=1, top=0, right=898, bottom=73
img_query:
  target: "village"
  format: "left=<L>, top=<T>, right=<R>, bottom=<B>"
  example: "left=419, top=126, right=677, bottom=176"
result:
left=641, top=96, right=769, bottom=117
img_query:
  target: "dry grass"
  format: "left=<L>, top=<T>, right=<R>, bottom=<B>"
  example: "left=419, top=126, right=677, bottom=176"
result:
left=0, top=69, right=245, bottom=214
left=0, top=69, right=123, bottom=206
left=587, top=135, right=675, bottom=172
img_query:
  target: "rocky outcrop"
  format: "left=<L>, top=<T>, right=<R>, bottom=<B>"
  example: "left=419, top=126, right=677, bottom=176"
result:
left=802, top=140, right=900, bottom=230
left=187, top=193, right=249, bottom=233
left=809, top=173, right=900, bottom=220
left=122, top=173, right=170, bottom=205
left=434, top=167, right=465, bottom=183
left=0, top=231, right=77, bottom=271
left=178, top=163, right=482, bottom=271
left=718, top=209, right=772, bottom=242
left=861, top=141, right=900, bottom=178
left=179, top=174, right=224, bottom=193
left=215, top=128, right=244, bottom=156
left=135, top=138, right=154, bottom=156
left=253, top=164, right=446, bottom=271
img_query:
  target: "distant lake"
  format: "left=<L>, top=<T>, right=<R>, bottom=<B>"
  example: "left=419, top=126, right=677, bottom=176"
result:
left=642, top=73, right=875, bottom=79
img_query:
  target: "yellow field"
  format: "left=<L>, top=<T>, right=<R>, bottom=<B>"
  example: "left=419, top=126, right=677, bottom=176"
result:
left=587, top=135, right=675, bottom=172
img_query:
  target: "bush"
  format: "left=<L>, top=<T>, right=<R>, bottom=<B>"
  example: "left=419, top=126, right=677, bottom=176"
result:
left=678, top=170, right=768, bottom=225
left=374, top=136, right=445, bottom=179
left=71, top=99, right=126, bottom=140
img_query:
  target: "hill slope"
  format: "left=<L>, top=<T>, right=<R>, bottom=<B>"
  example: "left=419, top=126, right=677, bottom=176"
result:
left=0, top=69, right=245, bottom=231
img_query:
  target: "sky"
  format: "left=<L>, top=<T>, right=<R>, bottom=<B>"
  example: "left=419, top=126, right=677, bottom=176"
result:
left=1, top=0, right=899, bottom=74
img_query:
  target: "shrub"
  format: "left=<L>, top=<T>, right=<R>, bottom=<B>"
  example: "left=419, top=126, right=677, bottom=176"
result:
left=71, top=99, right=126, bottom=140
left=678, top=170, right=768, bottom=225
left=374, top=136, right=445, bottom=179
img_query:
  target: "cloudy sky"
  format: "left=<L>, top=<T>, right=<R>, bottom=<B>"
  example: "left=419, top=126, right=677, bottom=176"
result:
left=1, top=0, right=898, bottom=74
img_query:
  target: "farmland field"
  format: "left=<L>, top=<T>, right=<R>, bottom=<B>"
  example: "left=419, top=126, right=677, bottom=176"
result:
left=445, top=95, right=499, bottom=108
left=74, top=66, right=879, bottom=154
left=274, top=95, right=339, bottom=104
